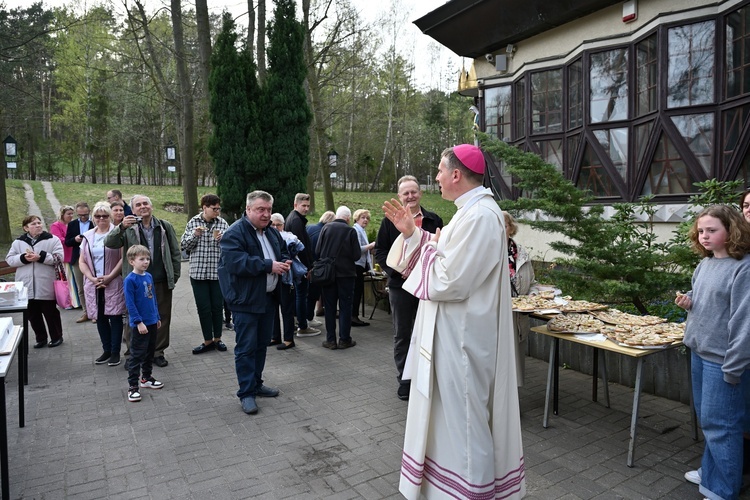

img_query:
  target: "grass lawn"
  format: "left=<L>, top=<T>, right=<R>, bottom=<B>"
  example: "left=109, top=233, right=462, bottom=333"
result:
left=4, top=181, right=458, bottom=244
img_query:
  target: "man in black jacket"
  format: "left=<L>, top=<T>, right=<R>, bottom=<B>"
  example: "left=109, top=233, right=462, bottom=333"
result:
left=284, top=193, right=320, bottom=337
left=65, top=201, right=94, bottom=322
left=218, top=190, right=290, bottom=415
left=375, top=176, right=443, bottom=400
left=315, top=206, right=360, bottom=350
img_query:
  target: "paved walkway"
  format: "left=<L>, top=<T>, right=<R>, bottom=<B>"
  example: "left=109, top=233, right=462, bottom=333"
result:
left=0, top=268, right=715, bottom=499
left=42, top=181, right=61, bottom=217
left=21, top=183, right=43, bottom=226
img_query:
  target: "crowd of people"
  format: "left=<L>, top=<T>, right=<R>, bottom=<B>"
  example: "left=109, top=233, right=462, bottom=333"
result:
left=7, top=144, right=750, bottom=499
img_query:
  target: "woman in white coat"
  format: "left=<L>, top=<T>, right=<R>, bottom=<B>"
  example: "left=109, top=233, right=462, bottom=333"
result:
left=6, top=215, right=64, bottom=348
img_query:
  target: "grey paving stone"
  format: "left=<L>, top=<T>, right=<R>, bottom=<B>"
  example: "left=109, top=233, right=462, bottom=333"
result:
left=0, top=262, right=710, bottom=499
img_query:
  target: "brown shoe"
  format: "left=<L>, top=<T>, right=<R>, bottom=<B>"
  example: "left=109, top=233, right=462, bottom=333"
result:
left=76, top=314, right=89, bottom=323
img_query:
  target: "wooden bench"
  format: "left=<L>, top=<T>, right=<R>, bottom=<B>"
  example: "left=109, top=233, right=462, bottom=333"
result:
left=0, top=261, right=15, bottom=281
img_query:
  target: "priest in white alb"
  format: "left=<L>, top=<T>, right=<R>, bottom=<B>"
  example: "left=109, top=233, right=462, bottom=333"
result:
left=384, top=144, right=525, bottom=499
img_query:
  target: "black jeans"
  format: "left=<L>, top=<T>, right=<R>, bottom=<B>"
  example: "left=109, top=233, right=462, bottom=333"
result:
left=352, top=265, right=366, bottom=318
left=388, top=286, right=420, bottom=384
left=190, top=278, right=224, bottom=342
left=272, top=283, right=296, bottom=343
left=127, top=323, right=157, bottom=388
left=28, top=299, right=63, bottom=344
left=322, top=277, right=355, bottom=343
left=96, top=288, right=123, bottom=354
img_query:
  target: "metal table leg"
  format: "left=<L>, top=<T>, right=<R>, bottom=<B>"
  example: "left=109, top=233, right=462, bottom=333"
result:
left=543, top=338, right=558, bottom=428
left=22, top=311, right=28, bottom=386
left=553, top=338, right=559, bottom=415
left=627, top=357, right=644, bottom=467
left=599, top=349, right=610, bottom=408
left=0, top=376, right=8, bottom=500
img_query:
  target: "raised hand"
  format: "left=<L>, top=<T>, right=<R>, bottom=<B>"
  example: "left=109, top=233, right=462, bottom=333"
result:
left=383, top=198, right=416, bottom=237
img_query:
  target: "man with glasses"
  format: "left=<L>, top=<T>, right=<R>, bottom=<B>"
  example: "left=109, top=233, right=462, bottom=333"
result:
left=106, top=189, right=133, bottom=216
left=218, top=191, right=289, bottom=415
left=105, top=195, right=181, bottom=368
left=180, top=194, right=229, bottom=355
left=65, top=201, right=94, bottom=322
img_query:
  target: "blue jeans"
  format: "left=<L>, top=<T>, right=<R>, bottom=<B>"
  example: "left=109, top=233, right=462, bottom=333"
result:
left=233, top=296, right=276, bottom=399
left=322, top=277, right=354, bottom=344
left=295, top=277, right=309, bottom=329
left=692, top=351, right=750, bottom=500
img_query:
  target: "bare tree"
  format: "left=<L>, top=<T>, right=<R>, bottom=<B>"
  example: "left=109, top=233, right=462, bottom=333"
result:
left=257, top=0, right=266, bottom=84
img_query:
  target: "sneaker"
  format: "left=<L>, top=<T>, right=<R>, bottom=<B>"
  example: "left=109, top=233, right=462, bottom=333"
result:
left=297, top=327, right=321, bottom=337
left=322, top=341, right=338, bottom=350
left=684, top=469, right=700, bottom=485
left=95, top=352, right=111, bottom=365
left=255, top=385, right=279, bottom=398
left=140, top=377, right=164, bottom=389
left=308, top=319, right=323, bottom=327
left=224, top=322, right=234, bottom=331
left=338, top=339, right=356, bottom=349
left=107, top=354, right=121, bottom=366
left=127, top=386, right=141, bottom=402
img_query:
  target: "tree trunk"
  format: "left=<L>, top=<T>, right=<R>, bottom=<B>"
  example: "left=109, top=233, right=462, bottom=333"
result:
left=0, top=161, right=11, bottom=243
left=171, top=0, right=199, bottom=216
left=247, top=0, right=255, bottom=57
left=257, top=0, right=266, bottom=85
left=301, top=0, right=333, bottom=211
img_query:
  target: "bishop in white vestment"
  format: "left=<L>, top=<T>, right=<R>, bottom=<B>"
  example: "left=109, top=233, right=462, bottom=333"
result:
left=385, top=144, right=525, bottom=500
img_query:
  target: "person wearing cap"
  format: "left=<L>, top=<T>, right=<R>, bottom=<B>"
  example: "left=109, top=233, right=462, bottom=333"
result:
left=375, top=175, right=443, bottom=401
left=383, top=144, right=525, bottom=499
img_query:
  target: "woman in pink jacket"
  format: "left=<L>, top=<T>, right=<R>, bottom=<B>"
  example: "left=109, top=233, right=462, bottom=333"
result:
left=79, top=201, right=126, bottom=366
left=49, top=205, right=78, bottom=308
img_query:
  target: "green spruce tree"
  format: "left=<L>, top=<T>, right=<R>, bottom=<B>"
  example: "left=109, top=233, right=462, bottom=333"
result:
left=261, top=0, right=312, bottom=215
left=208, top=13, right=263, bottom=221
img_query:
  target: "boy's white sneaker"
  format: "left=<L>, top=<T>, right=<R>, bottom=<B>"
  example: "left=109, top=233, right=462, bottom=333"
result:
left=139, top=377, right=164, bottom=389
left=684, top=469, right=700, bottom=485
left=128, top=387, right=142, bottom=402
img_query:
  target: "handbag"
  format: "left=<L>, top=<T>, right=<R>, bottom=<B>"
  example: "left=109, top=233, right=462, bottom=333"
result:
left=53, top=255, right=72, bottom=309
left=310, top=257, right=336, bottom=287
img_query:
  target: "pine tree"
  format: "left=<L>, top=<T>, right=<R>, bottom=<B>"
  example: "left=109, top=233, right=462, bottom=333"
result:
left=261, top=0, right=312, bottom=215
left=208, top=13, right=262, bottom=221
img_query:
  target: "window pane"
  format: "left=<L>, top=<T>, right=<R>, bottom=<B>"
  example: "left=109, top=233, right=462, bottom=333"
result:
left=567, top=134, right=581, bottom=173
left=642, top=133, right=695, bottom=195
left=514, top=78, right=526, bottom=139
left=636, top=35, right=658, bottom=116
left=577, top=144, right=619, bottom=197
left=593, top=128, right=628, bottom=180
left=668, top=21, right=715, bottom=107
left=534, top=139, right=563, bottom=172
left=726, top=6, right=750, bottom=98
left=590, top=48, right=629, bottom=123
left=635, top=121, right=654, bottom=169
left=722, top=105, right=750, bottom=168
left=671, top=113, right=714, bottom=176
left=484, top=86, right=512, bottom=141
left=568, top=61, right=583, bottom=129
left=531, top=69, right=563, bottom=134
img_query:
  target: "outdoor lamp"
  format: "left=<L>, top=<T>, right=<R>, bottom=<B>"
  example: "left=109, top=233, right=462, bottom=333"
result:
left=328, top=149, right=338, bottom=168
left=165, top=143, right=176, bottom=161
left=3, top=136, right=17, bottom=158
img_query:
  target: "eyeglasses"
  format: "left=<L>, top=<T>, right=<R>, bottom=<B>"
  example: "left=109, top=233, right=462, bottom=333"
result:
left=208, top=206, right=221, bottom=212
left=77, top=213, right=90, bottom=218
left=94, top=214, right=109, bottom=219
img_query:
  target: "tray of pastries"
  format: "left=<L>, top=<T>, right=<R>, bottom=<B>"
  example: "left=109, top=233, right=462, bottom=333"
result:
left=557, top=300, right=609, bottom=313
left=599, top=323, right=684, bottom=348
left=512, top=295, right=559, bottom=312
left=547, top=314, right=605, bottom=333
left=592, top=308, right=666, bottom=326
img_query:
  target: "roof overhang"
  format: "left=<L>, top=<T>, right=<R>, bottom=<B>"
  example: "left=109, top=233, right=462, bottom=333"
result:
left=414, top=0, right=623, bottom=58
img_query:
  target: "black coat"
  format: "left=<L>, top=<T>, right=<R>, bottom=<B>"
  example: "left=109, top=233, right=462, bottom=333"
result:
left=65, top=218, right=94, bottom=265
left=285, top=209, right=313, bottom=268
left=315, top=219, right=360, bottom=279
